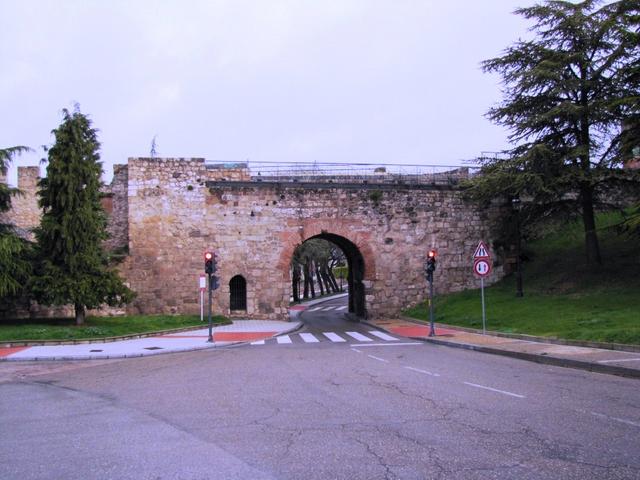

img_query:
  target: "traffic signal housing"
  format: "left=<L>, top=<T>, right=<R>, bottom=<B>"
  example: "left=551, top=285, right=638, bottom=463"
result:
left=425, top=250, right=437, bottom=282
left=204, top=251, right=216, bottom=275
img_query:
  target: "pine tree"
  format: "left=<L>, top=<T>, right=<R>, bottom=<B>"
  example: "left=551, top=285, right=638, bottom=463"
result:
left=0, top=146, right=32, bottom=298
left=471, top=0, right=640, bottom=264
left=31, top=107, right=134, bottom=324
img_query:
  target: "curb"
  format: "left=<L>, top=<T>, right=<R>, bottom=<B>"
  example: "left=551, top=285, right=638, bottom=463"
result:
left=399, top=316, right=640, bottom=353
left=1, top=321, right=304, bottom=362
left=365, top=320, right=640, bottom=380
left=420, top=336, right=640, bottom=379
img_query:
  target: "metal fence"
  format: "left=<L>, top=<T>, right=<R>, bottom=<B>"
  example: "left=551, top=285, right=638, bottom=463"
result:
left=206, top=161, right=481, bottom=186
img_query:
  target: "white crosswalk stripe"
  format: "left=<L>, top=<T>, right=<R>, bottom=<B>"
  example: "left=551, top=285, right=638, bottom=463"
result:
left=309, top=307, right=323, bottom=312
left=250, top=331, right=401, bottom=346
left=336, top=306, right=348, bottom=311
left=345, top=331, right=373, bottom=342
left=323, top=332, right=346, bottom=342
left=300, top=333, right=320, bottom=343
left=368, top=331, right=398, bottom=341
left=322, top=306, right=336, bottom=311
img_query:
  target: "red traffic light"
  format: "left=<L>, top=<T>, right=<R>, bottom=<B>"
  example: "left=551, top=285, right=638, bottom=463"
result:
left=204, top=251, right=214, bottom=261
left=428, top=250, right=437, bottom=258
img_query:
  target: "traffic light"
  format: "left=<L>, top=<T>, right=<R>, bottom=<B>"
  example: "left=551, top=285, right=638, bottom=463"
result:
left=425, top=250, right=437, bottom=282
left=210, top=275, right=220, bottom=291
left=204, top=251, right=216, bottom=275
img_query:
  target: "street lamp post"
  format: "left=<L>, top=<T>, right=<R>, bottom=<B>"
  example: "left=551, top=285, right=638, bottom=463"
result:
left=512, top=197, right=524, bottom=298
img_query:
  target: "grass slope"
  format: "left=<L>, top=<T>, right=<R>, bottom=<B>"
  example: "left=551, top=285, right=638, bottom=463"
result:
left=405, top=212, right=640, bottom=344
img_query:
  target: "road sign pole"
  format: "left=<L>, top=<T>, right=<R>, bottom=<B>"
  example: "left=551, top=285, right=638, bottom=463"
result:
left=481, top=276, right=486, bottom=335
left=207, top=273, right=213, bottom=343
left=200, top=290, right=204, bottom=322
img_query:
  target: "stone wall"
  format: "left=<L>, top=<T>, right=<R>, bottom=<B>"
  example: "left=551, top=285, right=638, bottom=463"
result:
left=122, top=157, right=503, bottom=319
left=2, top=157, right=504, bottom=320
left=103, top=164, right=129, bottom=252
left=0, top=166, right=41, bottom=239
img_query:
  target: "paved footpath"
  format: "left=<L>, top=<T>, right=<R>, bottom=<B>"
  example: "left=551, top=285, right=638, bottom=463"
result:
left=367, top=318, right=640, bottom=379
left=0, top=320, right=301, bottom=361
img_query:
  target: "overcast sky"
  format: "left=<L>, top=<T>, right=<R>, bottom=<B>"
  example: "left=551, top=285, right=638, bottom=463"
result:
left=2, top=0, right=531, bottom=184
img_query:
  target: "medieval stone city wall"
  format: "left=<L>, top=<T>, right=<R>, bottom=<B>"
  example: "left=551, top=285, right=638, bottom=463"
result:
left=2, top=157, right=503, bottom=320
left=121, top=158, right=503, bottom=319
left=0, top=166, right=41, bottom=240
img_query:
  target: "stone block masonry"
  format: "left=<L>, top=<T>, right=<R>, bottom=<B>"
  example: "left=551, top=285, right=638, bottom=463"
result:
left=121, top=158, right=503, bottom=320
left=1, top=157, right=503, bottom=319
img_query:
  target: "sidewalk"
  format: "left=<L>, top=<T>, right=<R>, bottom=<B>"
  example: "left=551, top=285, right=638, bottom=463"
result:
left=0, top=320, right=301, bottom=361
left=367, top=318, right=640, bottom=379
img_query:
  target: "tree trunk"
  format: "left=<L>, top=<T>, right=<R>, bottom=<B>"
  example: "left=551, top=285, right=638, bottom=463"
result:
left=303, top=261, right=310, bottom=299
left=314, top=262, right=325, bottom=296
left=326, top=267, right=340, bottom=292
left=75, top=303, right=85, bottom=326
left=292, top=265, right=300, bottom=302
left=305, top=258, right=316, bottom=298
left=580, top=183, right=602, bottom=265
left=321, top=265, right=337, bottom=293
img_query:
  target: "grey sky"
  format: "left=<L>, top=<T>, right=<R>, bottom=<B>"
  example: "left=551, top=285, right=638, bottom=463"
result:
left=2, top=0, right=530, bottom=184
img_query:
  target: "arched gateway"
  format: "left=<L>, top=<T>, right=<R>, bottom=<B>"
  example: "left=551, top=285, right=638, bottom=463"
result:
left=293, top=233, right=367, bottom=318
left=112, top=158, right=502, bottom=319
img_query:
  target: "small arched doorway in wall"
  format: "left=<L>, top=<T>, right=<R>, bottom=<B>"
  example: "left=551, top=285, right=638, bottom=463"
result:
left=229, top=275, right=247, bottom=312
left=291, top=233, right=366, bottom=319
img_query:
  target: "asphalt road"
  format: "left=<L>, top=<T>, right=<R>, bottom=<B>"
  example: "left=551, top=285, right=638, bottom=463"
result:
left=1, top=299, right=639, bottom=479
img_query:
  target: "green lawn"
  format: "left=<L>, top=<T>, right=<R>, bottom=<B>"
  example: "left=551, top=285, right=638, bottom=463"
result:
left=405, top=212, right=640, bottom=345
left=0, top=314, right=228, bottom=343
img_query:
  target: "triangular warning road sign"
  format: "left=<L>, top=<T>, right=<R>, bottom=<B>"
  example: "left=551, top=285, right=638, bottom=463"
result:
left=473, top=241, right=490, bottom=259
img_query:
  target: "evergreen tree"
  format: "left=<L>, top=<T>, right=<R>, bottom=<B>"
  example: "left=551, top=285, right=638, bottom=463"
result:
left=470, top=0, right=640, bottom=264
left=31, top=107, right=134, bottom=324
left=0, top=146, right=32, bottom=298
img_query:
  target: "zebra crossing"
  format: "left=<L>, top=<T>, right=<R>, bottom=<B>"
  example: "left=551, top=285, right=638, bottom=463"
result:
left=306, top=305, right=349, bottom=312
left=251, top=330, right=399, bottom=346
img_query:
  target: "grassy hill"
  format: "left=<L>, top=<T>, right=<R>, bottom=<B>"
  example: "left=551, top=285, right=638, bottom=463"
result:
left=404, top=212, right=640, bottom=345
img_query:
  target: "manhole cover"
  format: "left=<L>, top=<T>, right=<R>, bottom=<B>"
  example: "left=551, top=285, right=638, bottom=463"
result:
left=144, top=347, right=163, bottom=350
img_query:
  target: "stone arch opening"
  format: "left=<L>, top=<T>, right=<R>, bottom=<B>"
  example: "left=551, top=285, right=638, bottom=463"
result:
left=292, top=233, right=367, bottom=319
left=229, top=275, right=247, bottom=311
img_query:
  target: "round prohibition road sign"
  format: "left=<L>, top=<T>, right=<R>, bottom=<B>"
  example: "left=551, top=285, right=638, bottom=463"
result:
left=473, top=258, right=492, bottom=277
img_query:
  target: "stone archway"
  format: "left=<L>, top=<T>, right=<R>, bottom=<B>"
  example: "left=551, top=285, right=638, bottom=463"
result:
left=301, top=233, right=367, bottom=319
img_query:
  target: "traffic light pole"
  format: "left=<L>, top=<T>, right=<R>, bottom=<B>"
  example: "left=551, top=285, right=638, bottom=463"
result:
left=428, top=277, right=435, bottom=337
left=207, top=272, right=213, bottom=343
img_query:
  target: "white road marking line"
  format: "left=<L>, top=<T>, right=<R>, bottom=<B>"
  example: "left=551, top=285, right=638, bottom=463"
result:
left=597, top=357, right=640, bottom=364
left=367, top=355, right=389, bottom=363
left=336, top=306, right=348, bottom=311
left=590, top=411, right=640, bottom=428
left=300, top=333, right=320, bottom=343
left=368, top=331, right=398, bottom=341
left=346, top=331, right=372, bottom=342
left=351, top=342, right=423, bottom=347
left=323, top=332, right=346, bottom=342
left=322, top=306, right=336, bottom=311
left=463, top=382, right=525, bottom=399
left=276, top=335, right=292, bottom=344
left=250, top=340, right=265, bottom=345
left=351, top=348, right=363, bottom=353
left=404, top=366, right=440, bottom=377
left=309, top=307, right=323, bottom=312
